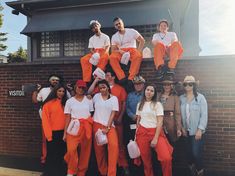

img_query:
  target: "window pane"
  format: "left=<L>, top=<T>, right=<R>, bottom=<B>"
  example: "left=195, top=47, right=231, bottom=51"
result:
left=64, top=30, right=87, bottom=57
left=40, top=32, right=60, bottom=58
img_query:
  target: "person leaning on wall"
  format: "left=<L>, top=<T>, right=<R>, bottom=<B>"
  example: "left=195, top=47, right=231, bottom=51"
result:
left=180, top=75, right=208, bottom=176
left=157, top=75, right=182, bottom=146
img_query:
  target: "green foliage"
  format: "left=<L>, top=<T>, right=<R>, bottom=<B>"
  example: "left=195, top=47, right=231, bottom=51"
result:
left=8, top=46, right=27, bottom=63
left=0, top=5, right=7, bottom=52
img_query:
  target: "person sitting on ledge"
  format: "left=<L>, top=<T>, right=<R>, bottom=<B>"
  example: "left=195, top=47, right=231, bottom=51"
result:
left=152, top=19, right=183, bottom=76
left=109, top=17, right=145, bottom=88
left=80, top=20, right=110, bottom=83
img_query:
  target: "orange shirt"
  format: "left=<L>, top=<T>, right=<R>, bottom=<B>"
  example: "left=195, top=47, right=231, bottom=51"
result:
left=111, top=84, right=127, bottom=117
left=42, top=98, right=66, bottom=141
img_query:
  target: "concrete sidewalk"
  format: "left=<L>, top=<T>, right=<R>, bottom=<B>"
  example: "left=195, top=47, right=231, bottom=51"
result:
left=0, top=167, right=41, bottom=176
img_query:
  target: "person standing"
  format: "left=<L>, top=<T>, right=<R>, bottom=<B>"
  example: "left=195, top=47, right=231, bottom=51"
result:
left=180, top=76, right=208, bottom=176
left=80, top=20, right=110, bottom=83
left=93, top=80, right=119, bottom=176
left=41, top=84, right=68, bottom=176
left=109, top=17, right=145, bottom=85
left=136, top=84, right=173, bottom=176
left=126, top=75, right=145, bottom=176
left=126, top=75, right=145, bottom=140
left=63, top=80, right=94, bottom=176
left=32, top=74, right=61, bottom=164
left=158, top=76, right=182, bottom=145
left=152, top=19, right=183, bottom=75
left=105, top=69, right=130, bottom=175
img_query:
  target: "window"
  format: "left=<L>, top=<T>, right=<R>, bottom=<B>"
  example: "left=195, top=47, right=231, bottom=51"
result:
left=38, top=24, right=158, bottom=58
left=40, top=32, right=60, bottom=57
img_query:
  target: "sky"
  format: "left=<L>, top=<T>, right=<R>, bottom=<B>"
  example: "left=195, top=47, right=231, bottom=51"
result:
left=0, top=0, right=235, bottom=56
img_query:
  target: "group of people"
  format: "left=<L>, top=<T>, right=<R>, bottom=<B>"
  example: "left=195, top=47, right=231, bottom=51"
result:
left=31, top=17, right=208, bottom=176
left=81, top=17, right=183, bottom=91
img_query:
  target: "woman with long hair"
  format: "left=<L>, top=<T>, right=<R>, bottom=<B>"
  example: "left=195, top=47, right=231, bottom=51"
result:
left=41, top=83, right=68, bottom=176
left=136, top=84, right=173, bottom=176
left=63, top=80, right=94, bottom=176
left=93, top=79, right=119, bottom=176
left=158, top=76, right=182, bottom=145
left=180, top=76, right=208, bottom=176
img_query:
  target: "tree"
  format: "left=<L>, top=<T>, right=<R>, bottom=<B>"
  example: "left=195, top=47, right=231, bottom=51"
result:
left=8, top=46, right=27, bottom=63
left=0, top=5, right=7, bottom=52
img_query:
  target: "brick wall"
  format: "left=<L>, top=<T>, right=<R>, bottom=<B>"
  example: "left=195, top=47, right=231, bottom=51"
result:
left=0, top=56, right=235, bottom=174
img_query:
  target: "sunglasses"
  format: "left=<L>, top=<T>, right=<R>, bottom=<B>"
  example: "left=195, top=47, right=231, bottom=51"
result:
left=183, top=83, right=194, bottom=87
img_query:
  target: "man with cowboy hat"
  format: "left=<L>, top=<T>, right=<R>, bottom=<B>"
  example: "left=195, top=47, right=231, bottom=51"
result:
left=80, top=20, right=110, bottom=83
left=126, top=75, right=145, bottom=176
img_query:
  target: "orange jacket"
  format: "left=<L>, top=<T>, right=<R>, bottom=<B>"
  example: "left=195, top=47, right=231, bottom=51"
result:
left=42, top=99, right=66, bottom=141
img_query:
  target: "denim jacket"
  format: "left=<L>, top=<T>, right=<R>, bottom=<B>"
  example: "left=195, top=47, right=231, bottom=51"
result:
left=126, top=91, right=143, bottom=121
left=180, top=93, right=208, bottom=136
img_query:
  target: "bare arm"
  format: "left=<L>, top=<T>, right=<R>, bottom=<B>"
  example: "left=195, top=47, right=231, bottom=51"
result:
left=115, top=101, right=126, bottom=125
left=175, top=96, right=182, bottom=137
left=136, top=35, right=145, bottom=52
left=87, top=77, right=99, bottom=95
left=63, top=114, right=71, bottom=141
left=150, top=115, right=163, bottom=147
left=102, top=111, right=117, bottom=134
left=104, top=45, right=110, bottom=54
left=32, top=91, right=38, bottom=103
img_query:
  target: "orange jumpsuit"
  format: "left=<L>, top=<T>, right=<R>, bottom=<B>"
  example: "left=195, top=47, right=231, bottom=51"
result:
left=64, top=117, right=93, bottom=176
left=80, top=48, right=109, bottom=82
left=109, top=48, right=142, bottom=80
left=153, top=41, right=183, bottom=69
left=136, top=126, right=173, bottom=176
left=93, top=122, right=119, bottom=176
left=111, top=84, right=129, bottom=168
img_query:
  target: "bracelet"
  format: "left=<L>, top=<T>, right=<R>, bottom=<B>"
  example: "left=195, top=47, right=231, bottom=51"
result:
left=107, top=126, right=111, bottom=131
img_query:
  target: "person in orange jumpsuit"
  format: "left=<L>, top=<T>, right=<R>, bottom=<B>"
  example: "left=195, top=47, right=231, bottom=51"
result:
left=109, top=17, right=145, bottom=86
left=135, top=84, right=173, bottom=176
left=41, top=83, right=68, bottom=176
left=63, top=80, right=94, bottom=176
left=152, top=19, right=183, bottom=75
left=92, top=79, right=119, bottom=176
left=105, top=69, right=130, bottom=175
left=80, top=20, right=110, bottom=83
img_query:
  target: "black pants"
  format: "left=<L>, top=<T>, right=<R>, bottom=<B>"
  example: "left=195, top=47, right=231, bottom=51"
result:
left=44, top=130, right=67, bottom=176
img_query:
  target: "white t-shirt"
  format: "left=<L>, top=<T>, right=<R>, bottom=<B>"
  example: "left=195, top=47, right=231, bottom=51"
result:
left=111, top=28, right=141, bottom=48
left=64, top=97, right=94, bottom=119
left=88, top=32, right=110, bottom=49
left=152, top=32, right=178, bottom=46
left=136, top=101, right=164, bottom=128
left=93, top=93, right=119, bottom=127
left=37, top=87, right=51, bottom=102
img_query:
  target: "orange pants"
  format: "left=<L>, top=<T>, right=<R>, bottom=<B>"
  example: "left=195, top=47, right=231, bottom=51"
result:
left=109, top=48, right=142, bottom=80
left=115, top=124, right=129, bottom=168
left=136, top=125, right=173, bottom=176
left=93, top=122, right=119, bottom=176
left=80, top=49, right=109, bottom=82
left=41, top=125, right=47, bottom=164
left=64, top=118, right=93, bottom=176
left=153, top=41, right=183, bottom=69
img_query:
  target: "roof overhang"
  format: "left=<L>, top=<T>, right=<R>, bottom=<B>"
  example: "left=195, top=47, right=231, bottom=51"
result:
left=6, top=0, right=146, bottom=17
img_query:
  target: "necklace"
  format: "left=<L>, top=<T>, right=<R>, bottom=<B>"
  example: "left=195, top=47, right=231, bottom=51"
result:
left=159, top=33, right=166, bottom=40
left=118, top=30, right=126, bottom=46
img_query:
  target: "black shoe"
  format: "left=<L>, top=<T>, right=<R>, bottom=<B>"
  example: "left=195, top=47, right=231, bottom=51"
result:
left=119, top=77, right=128, bottom=86
left=167, top=68, right=175, bottom=75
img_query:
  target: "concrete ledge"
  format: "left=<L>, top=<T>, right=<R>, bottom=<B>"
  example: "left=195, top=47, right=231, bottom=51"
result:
left=0, top=167, right=41, bottom=176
